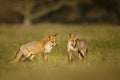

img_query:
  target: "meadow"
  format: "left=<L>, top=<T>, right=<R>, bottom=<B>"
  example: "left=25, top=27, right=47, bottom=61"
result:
left=0, top=23, right=120, bottom=80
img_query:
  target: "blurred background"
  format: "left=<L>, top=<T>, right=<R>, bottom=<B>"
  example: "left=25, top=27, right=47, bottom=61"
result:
left=0, top=1, right=120, bottom=80
left=0, top=0, right=120, bottom=26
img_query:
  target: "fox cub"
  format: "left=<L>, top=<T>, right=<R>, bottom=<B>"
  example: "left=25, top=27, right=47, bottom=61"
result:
left=67, top=33, right=88, bottom=62
left=10, top=34, right=57, bottom=64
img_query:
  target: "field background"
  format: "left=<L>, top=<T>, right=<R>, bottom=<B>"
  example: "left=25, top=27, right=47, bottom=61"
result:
left=0, top=23, right=120, bottom=80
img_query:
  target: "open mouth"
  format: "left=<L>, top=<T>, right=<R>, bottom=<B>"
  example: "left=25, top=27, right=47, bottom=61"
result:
left=71, top=44, right=76, bottom=48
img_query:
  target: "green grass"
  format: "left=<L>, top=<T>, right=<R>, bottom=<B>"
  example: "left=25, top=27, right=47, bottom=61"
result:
left=0, top=23, right=120, bottom=80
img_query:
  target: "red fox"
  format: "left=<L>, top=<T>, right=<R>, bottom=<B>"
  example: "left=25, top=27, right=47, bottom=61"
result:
left=10, top=34, right=57, bottom=64
left=67, top=33, right=88, bottom=62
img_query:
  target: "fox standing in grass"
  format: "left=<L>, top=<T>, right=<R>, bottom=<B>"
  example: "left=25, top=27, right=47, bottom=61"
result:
left=67, top=33, right=88, bottom=62
left=10, top=34, right=57, bottom=64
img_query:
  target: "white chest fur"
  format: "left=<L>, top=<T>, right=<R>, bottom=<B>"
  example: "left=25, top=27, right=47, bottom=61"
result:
left=44, top=42, right=53, bottom=53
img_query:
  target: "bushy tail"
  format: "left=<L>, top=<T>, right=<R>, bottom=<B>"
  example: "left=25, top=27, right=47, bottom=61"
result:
left=9, top=49, right=22, bottom=64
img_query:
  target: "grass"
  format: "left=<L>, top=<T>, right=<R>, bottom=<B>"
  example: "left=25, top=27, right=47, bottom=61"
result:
left=0, top=23, right=120, bottom=80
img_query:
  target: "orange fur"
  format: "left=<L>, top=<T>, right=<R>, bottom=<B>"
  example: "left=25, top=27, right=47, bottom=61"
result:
left=67, top=33, right=88, bottom=62
left=10, top=34, right=57, bottom=64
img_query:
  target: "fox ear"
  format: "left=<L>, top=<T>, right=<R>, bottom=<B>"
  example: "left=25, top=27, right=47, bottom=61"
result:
left=69, top=33, right=73, bottom=37
left=74, top=34, right=78, bottom=38
left=54, top=34, right=57, bottom=38
left=48, top=36, right=52, bottom=39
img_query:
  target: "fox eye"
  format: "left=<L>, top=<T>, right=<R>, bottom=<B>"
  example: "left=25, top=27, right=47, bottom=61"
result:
left=51, top=41, right=55, bottom=43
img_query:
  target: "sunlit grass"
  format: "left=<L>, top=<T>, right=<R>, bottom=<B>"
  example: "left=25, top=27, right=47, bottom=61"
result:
left=0, top=23, right=120, bottom=80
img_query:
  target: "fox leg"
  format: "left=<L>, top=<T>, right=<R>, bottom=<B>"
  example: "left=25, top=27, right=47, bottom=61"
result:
left=68, top=51, right=72, bottom=62
left=44, top=54, right=48, bottom=61
left=41, top=53, right=48, bottom=61
left=29, top=55, right=35, bottom=63
left=25, top=52, right=35, bottom=63
left=20, top=55, right=26, bottom=62
left=78, top=53, right=82, bottom=61
left=81, top=49, right=86, bottom=59
left=41, top=53, right=47, bottom=61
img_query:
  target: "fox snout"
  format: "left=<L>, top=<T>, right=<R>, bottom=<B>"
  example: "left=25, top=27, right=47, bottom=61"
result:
left=71, top=43, right=77, bottom=48
left=68, top=41, right=77, bottom=48
left=50, top=41, right=56, bottom=47
left=52, top=43, right=57, bottom=47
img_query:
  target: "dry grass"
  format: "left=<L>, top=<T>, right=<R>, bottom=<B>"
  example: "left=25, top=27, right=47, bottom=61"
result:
left=0, top=23, right=120, bottom=80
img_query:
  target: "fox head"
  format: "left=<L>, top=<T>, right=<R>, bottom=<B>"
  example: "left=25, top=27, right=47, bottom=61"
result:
left=68, top=33, right=78, bottom=48
left=48, top=34, right=57, bottom=47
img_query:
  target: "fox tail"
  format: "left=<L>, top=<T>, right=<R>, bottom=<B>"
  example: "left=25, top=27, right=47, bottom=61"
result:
left=9, top=49, right=22, bottom=64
